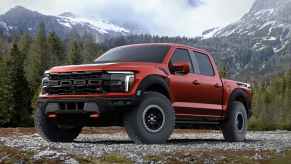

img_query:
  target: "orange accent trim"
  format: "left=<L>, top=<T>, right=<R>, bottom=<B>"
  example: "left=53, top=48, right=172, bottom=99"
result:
left=176, top=113, right=223, bottom=118
left=173, top=102, right=222, bottom=110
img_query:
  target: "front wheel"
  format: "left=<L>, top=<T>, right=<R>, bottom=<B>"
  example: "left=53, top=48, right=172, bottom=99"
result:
left=34, top=104, right=82, bottom=142
left=124, top=92, right=175, bottom=144
left=222, top=101, right=248, bottom=142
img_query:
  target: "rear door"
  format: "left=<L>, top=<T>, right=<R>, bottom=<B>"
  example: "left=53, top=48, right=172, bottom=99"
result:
left=188, top=50, right=224, bottom=117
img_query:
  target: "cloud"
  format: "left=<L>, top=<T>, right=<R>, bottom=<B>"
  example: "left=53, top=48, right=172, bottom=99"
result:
left=0, top=0, right=255, bottom=37
left=71, top=0, right=255, bottom=37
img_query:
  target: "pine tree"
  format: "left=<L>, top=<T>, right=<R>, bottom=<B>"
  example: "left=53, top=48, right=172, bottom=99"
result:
left=7, top=43, right=32, bottom=126
left=25, top=23, right=48, bottom=91
left=47, top=32, right=65, bottom=66
left=0, top=57, right=12, bottom=126
left=18, top=33, right=31, bottom=58
left=67, top=39, right=82, bottom=65
left=284, top=70, right=291, bottom=129
left=81, top=34, right=103, bottom=63
left=18, top=33, right=32, bottom=98
left=0, top=36, right=9, bottom=57
left=37, top=23, right=49, bottom=71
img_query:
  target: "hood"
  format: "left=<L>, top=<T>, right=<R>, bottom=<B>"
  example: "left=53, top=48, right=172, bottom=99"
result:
left=48, top=62, right=160, bottom=73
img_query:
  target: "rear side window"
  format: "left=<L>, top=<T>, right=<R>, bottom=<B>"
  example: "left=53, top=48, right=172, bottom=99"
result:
left=192, top=52, right=214, bottom=76
left=169, top=49, right=193, bottom=73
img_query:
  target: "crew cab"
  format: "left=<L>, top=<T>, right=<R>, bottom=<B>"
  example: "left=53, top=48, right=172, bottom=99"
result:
left=35, top=43, right=252, bottom=144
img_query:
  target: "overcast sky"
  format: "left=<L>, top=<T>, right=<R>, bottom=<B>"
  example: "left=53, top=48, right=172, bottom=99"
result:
left=0, top=0, right=255, bottom=37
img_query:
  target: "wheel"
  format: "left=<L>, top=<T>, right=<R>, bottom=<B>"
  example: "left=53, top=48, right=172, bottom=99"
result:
left=124, top=92, right=175, bottom=144
left=222, top=101, right=248, bottom=142
left=34, top=103, right=82, bottom=142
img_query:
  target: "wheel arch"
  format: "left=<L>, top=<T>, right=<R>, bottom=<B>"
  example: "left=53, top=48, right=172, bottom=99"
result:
left=137, top=75, right=171, bottom=100
left=227, top=89, right=252, bottom=119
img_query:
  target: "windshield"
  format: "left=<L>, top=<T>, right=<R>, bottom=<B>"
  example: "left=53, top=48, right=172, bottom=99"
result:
left=96, top=45, right=170, bottom=63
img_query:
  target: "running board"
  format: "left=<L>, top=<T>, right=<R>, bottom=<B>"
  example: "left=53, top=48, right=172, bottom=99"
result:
left=175, top=120, right=221, bottom=129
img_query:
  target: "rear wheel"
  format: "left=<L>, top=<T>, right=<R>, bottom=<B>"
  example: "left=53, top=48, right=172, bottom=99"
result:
left=222, top=101, right=248, bottom=142
left=34, top=104, right=82, bottom=142
left=124, top=92, right=175, bottom=144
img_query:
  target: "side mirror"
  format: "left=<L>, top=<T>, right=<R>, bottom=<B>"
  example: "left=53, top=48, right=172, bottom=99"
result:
left=172, top=62, right=190, bottom=74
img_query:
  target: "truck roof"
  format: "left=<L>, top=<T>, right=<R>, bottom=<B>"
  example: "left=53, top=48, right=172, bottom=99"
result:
left=117, top=43, right=210, bottom=54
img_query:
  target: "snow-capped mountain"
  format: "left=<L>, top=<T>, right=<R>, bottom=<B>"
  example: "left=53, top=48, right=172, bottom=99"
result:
left=220, top=0, right=290, bottom=52
left=0, top=6, right=130, bottom=41
left=203, top=0, right=291, bottom=54
left=56, top=12, right=129, bottom=34
left=199, top=0, right=291, bottom=79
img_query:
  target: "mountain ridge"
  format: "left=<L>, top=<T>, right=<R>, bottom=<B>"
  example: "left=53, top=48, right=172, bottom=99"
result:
left=198, top=0, right=291, bottom=80
left=0, top=6, right=130, bottom=42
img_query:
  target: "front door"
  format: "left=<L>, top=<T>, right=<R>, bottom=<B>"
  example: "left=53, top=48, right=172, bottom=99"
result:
left=168, top=48, right=195, bottom=104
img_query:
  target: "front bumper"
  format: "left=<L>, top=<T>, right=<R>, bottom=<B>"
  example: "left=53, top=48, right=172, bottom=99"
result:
left=37, top=96, right=139, bottom=115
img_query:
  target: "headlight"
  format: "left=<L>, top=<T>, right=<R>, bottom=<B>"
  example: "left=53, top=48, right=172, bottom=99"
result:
left=42, top=71, right=50, bottom=86
left=41, top=72, right=50, bottom=94
left=105, top=71, right=135, bottom=92
left=41, top=77, right=49, bottom=87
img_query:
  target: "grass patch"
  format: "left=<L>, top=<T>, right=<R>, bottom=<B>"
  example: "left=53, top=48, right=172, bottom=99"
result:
left=76, top=153, right=133, bottom=164
left=0, top=144, right=132, bottom=164
left=75, top=156, right=100, bottom=164
left=1, top=142, right=290, bottom=164
left=0, top=144, right=64, bottom=163
left=0, top=145, right=34, bottom=163
left=100, top=153, right=132, bottom=164
left=144, top=155, right=163, bottom=163
left=142, top=149, right=291, bottom=164
left=219, top=155, right=259, bottom=164
left=265, top=150, right=291, bottom=164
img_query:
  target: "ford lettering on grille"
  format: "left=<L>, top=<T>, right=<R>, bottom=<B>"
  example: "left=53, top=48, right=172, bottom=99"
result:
left=46, top=72, right=105, bottom=95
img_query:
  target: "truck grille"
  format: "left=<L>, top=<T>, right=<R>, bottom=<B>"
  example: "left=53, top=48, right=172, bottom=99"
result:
left=45, top=72, right=108, bottom=95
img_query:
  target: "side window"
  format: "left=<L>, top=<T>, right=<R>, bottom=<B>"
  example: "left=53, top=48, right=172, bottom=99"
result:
left=192, top=52, right=214, bottom=76
left=189, top=52, right=199, bottom=74
left=169, top=49, right=193, bottom=74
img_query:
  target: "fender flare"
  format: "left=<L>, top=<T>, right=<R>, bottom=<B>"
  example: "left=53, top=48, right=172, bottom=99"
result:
left=137, top=75, right=170, bottom=99
left=227, top=89, right=252, bottom=119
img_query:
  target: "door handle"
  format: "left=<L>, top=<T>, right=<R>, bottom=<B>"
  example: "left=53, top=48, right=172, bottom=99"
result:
left=192, top=80, right=200, bottom=85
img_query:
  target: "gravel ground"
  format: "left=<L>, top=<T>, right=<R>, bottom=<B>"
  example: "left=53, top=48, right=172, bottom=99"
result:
left=0, top=128, right=291, bottom=163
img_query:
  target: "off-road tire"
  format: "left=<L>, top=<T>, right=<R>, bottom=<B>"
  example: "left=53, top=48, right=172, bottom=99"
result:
left=222, top=101, right=248, bottom=142
left=34, top=103, right=82, bottom=142
left=124, top=92, right=175, bottom=144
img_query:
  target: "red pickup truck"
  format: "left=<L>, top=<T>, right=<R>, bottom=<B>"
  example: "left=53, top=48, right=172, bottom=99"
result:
left=36, top=43, right=252, bottom=144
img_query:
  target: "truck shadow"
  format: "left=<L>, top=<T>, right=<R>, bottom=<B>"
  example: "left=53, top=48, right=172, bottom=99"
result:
left=73, top=138, right=260, bottom=145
